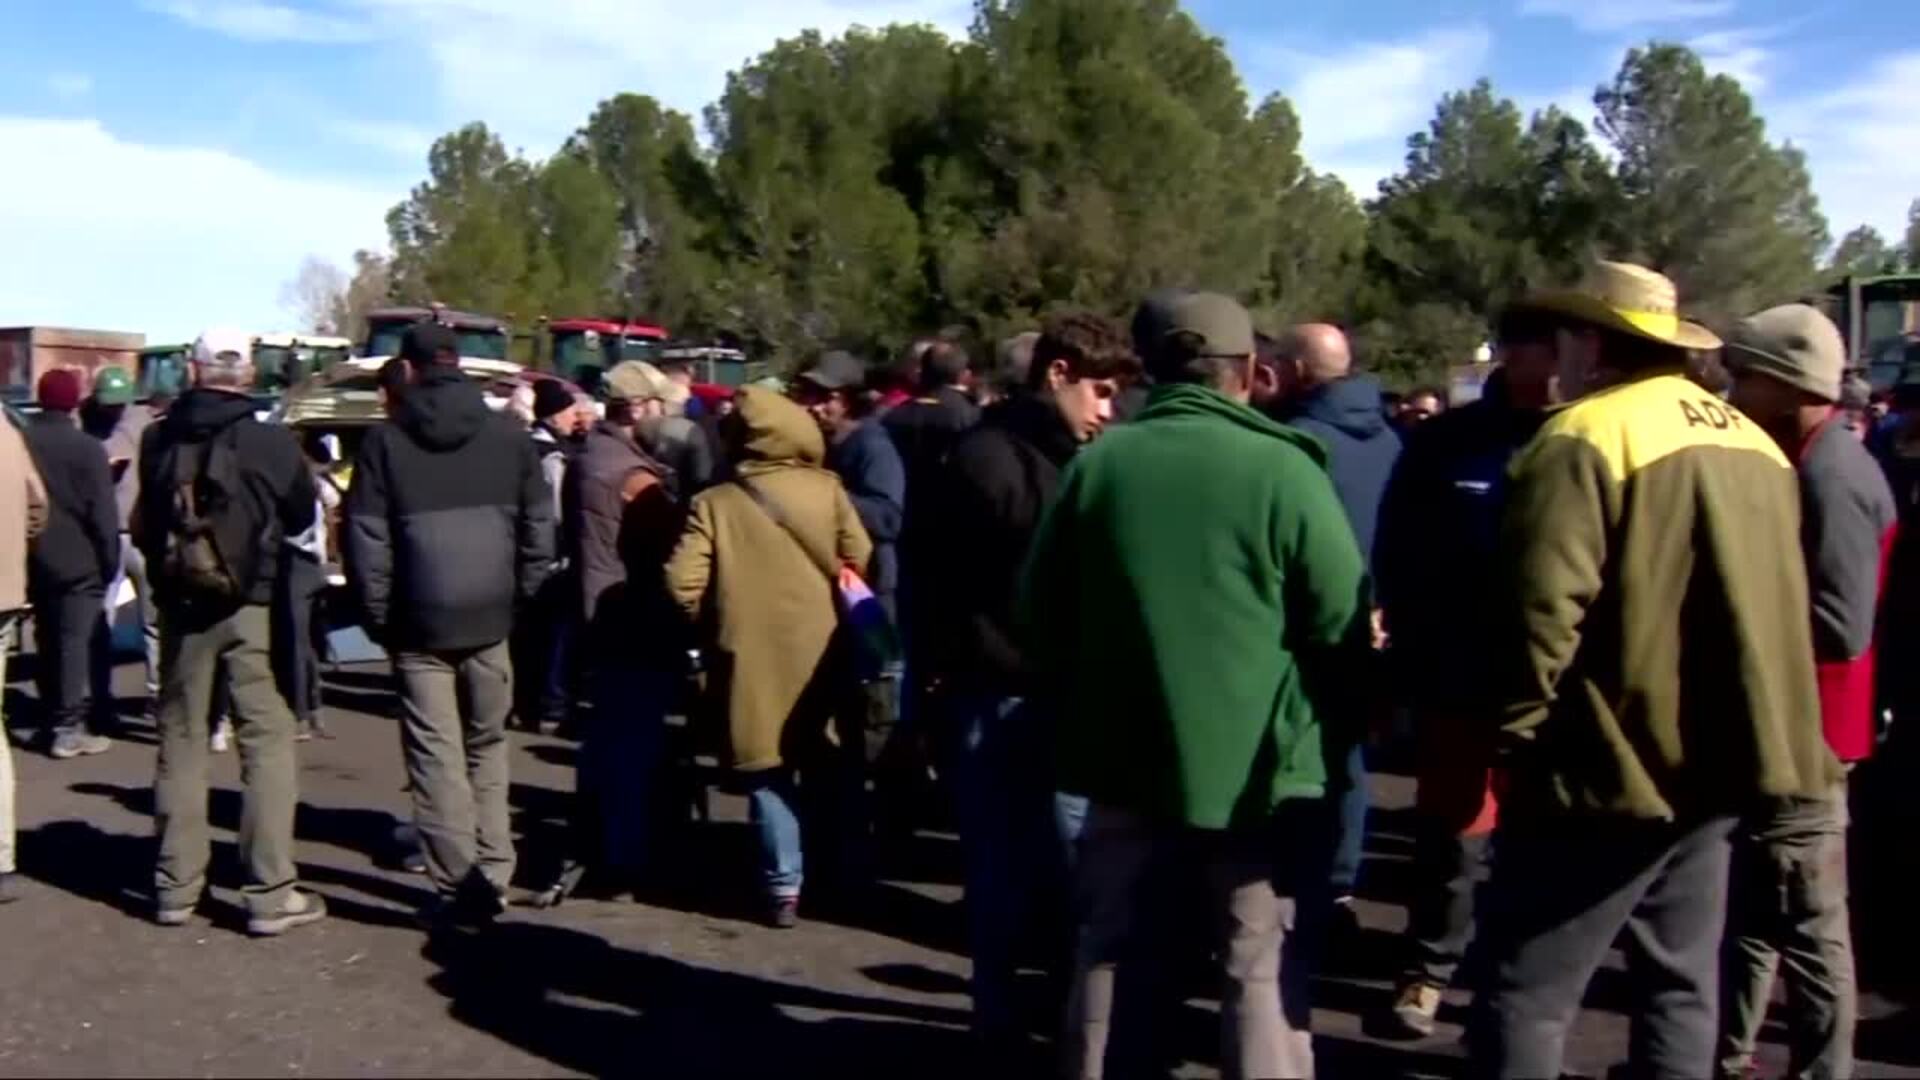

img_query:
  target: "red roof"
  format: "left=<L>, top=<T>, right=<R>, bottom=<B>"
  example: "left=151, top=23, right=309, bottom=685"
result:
left=547, top=318, right=669, bottom=339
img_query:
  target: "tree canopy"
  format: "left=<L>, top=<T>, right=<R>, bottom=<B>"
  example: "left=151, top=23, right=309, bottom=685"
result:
left=287, top=0, right=1906, bottom=386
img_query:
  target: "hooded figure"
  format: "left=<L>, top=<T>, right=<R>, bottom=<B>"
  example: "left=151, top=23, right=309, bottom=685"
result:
left=1287, top=373, right=1402, bottom=562
left=667, top=387, right=873, bottom=773
left=344, top=363, right=556, bottom=653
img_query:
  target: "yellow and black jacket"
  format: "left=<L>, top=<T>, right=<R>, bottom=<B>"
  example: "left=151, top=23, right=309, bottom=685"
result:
left=1496, top=371, right=1839, bottom=821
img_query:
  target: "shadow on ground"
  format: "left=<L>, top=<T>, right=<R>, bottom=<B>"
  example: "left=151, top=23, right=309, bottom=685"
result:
left=421, top=919, right=982, bottom=1077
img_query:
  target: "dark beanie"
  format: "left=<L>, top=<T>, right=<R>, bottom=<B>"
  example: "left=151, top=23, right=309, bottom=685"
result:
left=533, top=379, right=575, bottom=421
left=37, top=368, right=83, bottom=412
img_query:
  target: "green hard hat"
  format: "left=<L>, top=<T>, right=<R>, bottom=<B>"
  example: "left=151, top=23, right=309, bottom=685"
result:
left=93, top=366, right=136, bottom=406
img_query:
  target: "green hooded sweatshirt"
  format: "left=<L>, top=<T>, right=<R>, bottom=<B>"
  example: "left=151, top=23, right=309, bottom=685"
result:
left=1020, top=383, right=1369, bottom=830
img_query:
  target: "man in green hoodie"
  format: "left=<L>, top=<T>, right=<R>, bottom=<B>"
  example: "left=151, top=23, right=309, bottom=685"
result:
left=1023, top=292, right=1368, bottom=1080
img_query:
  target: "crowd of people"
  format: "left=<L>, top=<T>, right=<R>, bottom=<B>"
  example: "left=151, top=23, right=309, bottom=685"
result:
left=2, top=256, right=1916, bottom=1078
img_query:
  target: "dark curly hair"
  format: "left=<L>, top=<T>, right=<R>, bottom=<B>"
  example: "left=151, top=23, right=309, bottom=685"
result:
left=1027, top=311, right=1141, bottom=392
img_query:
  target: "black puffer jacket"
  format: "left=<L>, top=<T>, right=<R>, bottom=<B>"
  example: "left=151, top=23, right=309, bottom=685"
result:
left=25, top=412, right=119, bottom=591
left=132, top=390, right=315, bottom=607
left=344, top=367, right=556, bottom=651
left=922, top=394, right=1077, bottom=692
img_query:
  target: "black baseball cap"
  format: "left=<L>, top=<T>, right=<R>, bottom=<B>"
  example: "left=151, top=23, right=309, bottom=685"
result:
left=798, top=350, right=867, bottom=391
left=398, top=321, right=460, bottom=366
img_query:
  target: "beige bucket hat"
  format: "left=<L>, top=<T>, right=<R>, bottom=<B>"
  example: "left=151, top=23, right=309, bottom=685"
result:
left=1517, top=260, right=1723, bottom=351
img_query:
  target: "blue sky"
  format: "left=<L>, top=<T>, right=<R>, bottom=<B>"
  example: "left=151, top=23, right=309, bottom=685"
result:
left=2, top=0, right=1914, bottom=341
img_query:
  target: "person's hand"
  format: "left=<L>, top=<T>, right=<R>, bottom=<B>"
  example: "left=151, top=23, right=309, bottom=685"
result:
left=1370, top=608, right=1389, bottom=652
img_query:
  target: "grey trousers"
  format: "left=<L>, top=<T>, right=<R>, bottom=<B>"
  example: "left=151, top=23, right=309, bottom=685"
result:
left=153, top=604, right=300, bottom=916
left=394, top=642, right=515, bottom=898
left=1063, top=802, right=1315, bottom=1080
left=1718, top=788, right=1855, bottom=1080
left=1469, top=814, right=1736, bottom=1080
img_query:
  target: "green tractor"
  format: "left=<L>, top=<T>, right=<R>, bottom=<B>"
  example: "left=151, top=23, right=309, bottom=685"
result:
left=1828, top=274, right=1920, bottom=389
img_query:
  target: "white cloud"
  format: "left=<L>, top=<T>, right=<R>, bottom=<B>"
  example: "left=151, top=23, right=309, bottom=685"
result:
left=327, top=118, right=433, bottom=158
left=1689, top=27, right=1779, bottom=92
left=1771, top=50, right=1920, bottom=239
left=141, top=0, right=370, bottom=43
left=0, top=116, right=397, bottom=341
left=1517, top=83, right=1600, bottom=128
left=1519, top=0, right=1735, bottom=33
left=1246, top=26, right=1493, bottom=200
left=47, top=73, right=93, bottom=99
left=148, top=0, right=970, bottom=154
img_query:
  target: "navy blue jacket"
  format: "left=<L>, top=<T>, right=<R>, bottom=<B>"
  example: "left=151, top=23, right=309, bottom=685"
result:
left=1287, top=375, right=1401, bottom=564
left=825, top=417, right=906, bottom=612
left=1374, top=383, right=1544, bottom=708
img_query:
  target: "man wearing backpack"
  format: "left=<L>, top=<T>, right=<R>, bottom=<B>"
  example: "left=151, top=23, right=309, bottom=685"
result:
left=344, top=322, right=556, bottom=925
left=133, top=328, right=326, bottom=936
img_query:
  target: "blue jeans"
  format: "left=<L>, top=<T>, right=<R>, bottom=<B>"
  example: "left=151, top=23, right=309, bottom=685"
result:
left=953, top=695, right=1081, bottom=1036
left=1331, top=742, right=1368, bottom=896
left=581, top=665, right=670, bottom=875
left=746, top=773, right=804, bottom=900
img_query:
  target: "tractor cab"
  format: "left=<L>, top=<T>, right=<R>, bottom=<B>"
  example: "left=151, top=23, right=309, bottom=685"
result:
left=253, top=332, right=354, bottom=396
left=1828, top=274, right=1920, bottom=390
left=137, top=343, right=192, bottom=404
left=363, top=305, right=511, bottom=363
left=658, top=343, right=760, bottom=388
left=546, top=319, right=670, bottom=395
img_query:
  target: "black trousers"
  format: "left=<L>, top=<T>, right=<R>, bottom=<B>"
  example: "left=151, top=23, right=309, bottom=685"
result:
left=30, top=579, right=103, bottom=737
left=1404, top=825, right=1491, bottom=988
left=511, top=572, right=574, bottom=729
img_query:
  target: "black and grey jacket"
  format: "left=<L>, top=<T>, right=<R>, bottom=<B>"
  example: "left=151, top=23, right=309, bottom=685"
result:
left=344, top=367, right=556, bottom=652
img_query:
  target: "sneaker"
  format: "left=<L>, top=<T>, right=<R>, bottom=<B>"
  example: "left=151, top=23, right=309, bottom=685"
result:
left=210, top=719, right=233, bottom=753
left=155, top=901, right=199, bottom=927
left=1328, top=894, right=1363, bottom=937
left=248, top=890, right=328, bottom=937
left=0, top=872, right=22, bottom=904
left=767, top=896, right=800, bottom=930
left=49, top=730, right=111, bottom=759
left=530, top=861, right=589, bottom=910
left=465, top=879, right=509, bottom=920
left=418, top=884, right=506, bottom=930
left=1388, top=981, right=1444, bottom=1039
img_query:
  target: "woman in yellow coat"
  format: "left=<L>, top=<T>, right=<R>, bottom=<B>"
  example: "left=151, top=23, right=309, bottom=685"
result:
left=666, top=386, right=872, bottom=926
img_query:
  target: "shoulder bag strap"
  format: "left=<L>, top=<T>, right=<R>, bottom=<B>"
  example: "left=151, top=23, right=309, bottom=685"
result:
left=735, top=477, right=839, bottom=585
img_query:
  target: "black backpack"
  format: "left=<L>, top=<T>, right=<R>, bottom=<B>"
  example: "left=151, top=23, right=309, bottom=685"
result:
left=156, top=425, right=259, bottom=606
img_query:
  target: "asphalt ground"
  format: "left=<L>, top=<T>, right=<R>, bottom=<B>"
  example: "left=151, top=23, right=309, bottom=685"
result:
left=4, top=650, right=1920, bottom=1078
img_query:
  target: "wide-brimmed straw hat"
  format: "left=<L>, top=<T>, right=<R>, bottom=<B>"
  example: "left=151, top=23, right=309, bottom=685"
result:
left=1515, top=260, right=1722, bottom=351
